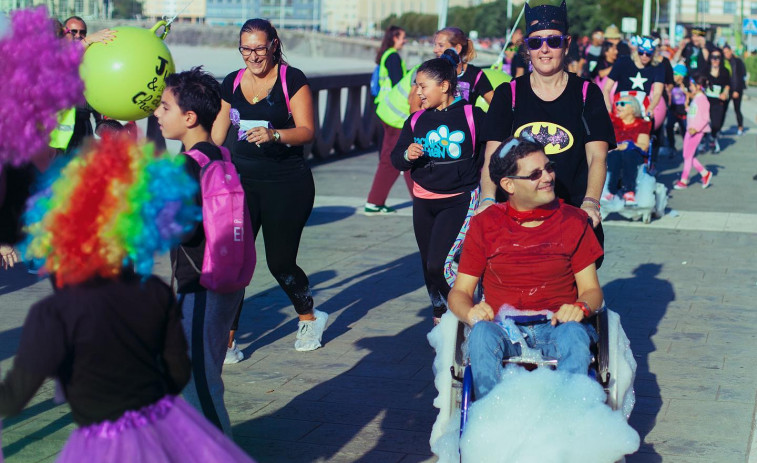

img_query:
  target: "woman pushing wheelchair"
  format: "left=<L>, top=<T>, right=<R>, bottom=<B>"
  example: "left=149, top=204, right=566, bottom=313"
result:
left=447, top=136, right=604, bottom=400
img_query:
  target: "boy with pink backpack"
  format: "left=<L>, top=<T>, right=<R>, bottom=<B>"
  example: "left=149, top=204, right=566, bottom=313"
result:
left=154, top=67, right=255, bottom=437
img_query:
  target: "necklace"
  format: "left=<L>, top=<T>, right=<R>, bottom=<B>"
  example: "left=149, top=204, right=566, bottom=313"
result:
left=250, top=70, right=275, bottom=104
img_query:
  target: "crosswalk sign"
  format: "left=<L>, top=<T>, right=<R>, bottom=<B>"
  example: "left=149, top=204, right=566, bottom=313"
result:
left=743, top=19, right=757, bottom=35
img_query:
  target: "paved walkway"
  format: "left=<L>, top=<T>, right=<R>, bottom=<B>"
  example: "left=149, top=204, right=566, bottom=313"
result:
left=2, top=92, right=757, bottom=462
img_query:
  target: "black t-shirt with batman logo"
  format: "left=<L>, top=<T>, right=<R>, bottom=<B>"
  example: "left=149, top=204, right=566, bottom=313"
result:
left=482, top=73, right=615, bottom=207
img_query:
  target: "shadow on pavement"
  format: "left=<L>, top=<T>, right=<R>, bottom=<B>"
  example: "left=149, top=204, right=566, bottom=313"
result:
left=0, top=265, right=41, bottom=297
left=2, top=398, right=72, bottom=458
left=232, top=307, right=435, bottom=463
left=603, top=263, right=674, bottom=463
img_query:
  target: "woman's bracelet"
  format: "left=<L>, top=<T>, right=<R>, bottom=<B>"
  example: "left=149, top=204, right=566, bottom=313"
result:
left=481, top=197, right=496, bottom=204
left=403, top=150, right=410, bottom=162
left=582, top=196, right=600, bottom=208
left=574, top=301, right=592, bottom=318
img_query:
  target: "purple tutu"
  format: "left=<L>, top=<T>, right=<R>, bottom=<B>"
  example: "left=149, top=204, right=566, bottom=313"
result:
left=57, top=396, right=255, bottom=462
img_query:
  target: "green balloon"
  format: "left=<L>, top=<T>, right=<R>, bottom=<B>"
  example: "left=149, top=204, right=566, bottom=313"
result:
left=81, top=21, right=174, bottom=121
left=476, top=68, right=512, bottom=112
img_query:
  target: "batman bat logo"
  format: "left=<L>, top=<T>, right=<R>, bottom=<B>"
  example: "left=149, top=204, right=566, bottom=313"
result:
left=514, top=122, right=574, bottom=155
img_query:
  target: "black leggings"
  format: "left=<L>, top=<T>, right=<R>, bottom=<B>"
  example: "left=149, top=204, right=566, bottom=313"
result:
left=708, top=98, right=727, bottom=137
left=231, top=171, right=315, bottom=329
left=724, top=94, right=744, bottom=128
left=413, top=192, right=476, bottom=318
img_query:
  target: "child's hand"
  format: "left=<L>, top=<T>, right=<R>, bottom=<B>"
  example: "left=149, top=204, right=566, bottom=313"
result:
left=688, top=127, right=697, bottom=135
left=405, top=143, right=424, bottom=161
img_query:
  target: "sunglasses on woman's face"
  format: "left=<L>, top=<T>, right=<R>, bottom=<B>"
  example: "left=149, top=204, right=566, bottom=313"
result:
left=615, top=100, right=632, bottom=107
left=525, top=35, right=566, bottom=51
left=506, top=161, right=557, bottom=181
left=711, top=55, right=722, bottom=60
left=638, top=50, right=654, bottom=57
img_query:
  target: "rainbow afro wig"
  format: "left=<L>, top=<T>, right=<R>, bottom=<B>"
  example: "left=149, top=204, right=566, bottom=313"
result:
left=21, top=134, right=200, bottom=287
left=0, top=6, right=84, bottom=167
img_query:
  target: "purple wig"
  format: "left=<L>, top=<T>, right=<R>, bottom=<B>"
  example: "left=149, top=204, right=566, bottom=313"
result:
left=0, top=6, right=84, bottom=167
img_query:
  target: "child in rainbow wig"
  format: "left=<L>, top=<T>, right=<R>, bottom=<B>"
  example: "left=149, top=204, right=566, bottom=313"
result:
left=0, top=134, right=255, bottom=462
left=154, top=66, right=245, bottom=437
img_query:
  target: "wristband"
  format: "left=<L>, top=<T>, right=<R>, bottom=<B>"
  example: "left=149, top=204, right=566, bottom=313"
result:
left=481, top=197, right=496, bottom=204
left=574, top=301, right=592, bottom=318
left=403, top=150, right=410, bottom=162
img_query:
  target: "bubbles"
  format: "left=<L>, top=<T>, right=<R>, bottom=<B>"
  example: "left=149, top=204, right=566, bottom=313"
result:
left=457, top=368, right=639, bottom=463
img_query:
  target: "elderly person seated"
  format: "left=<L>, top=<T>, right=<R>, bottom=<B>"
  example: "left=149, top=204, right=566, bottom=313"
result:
left=606, top=95, right=651, bottom=205
left=448, top=137, right=604, bottom=400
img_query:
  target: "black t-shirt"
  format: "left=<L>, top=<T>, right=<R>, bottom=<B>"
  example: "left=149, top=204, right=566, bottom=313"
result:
left=170, top=142, right=224, bottom=293
left=705, top=67, right=731, bottom=103
left=482, top=73, right=616, bottom=207
left=609, top=55, right=665, bottom=95
left=512, top=46, right=529, bottom=76
left=391, top=100, right=485, bottom=194
left=0, top=274, right=189, bottom=425
left=385, top=52, right=404, bottom=86
left=0, top=164, right=34, bottom=244
left=682, top=41, right=716, bottom=74
left=221, top=65, right=310, bottom=181
left=457, top=64, right=493, bottom=105
left=584, top=44, right=603, bottom=77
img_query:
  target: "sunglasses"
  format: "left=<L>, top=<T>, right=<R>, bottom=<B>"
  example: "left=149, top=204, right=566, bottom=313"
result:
left=506, top=47, right=519, bottom=52
left=238, top=43, right=271, bottom=57
left=615, top=100, right=632, bottom=107
left=506, top=161, right=556, bottom=181
left=638, top=50, right=654, bottom=57
left=711, top=55, right=722, bottom=60
left=525, top=35, right=567, bottom=51
left=66, top=28, right=87, bottom=37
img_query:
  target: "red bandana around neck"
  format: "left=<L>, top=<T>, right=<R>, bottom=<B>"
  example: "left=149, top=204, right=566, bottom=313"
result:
left=505, top=199, right=561, bottom=224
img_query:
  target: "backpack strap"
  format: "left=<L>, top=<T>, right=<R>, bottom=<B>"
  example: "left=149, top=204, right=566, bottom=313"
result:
left=218, top=145, right=232, bottom=163
left=582, top=81, right=589, bottom=104
left=474, top=69, right=483, bottom=89
left=410, top=109, right=425, bottom=131
left=464, top=104, right=475, bottom=149
left=510, top=80, right=517, bottom=110
left=280, top=64, right=291, bottom=115
left=183, top=148, right=210, bottom=168
left=232, top=68, right=245, bottom=93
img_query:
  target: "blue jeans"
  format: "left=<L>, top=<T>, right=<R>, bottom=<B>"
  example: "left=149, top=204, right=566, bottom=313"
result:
left=468, top=320, right=598, bottom=399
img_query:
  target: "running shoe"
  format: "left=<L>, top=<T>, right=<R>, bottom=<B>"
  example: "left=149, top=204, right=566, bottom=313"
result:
left=738, top=128, right=744, bottom=136
left=673, top=180, right=688, bottom=190
left=701, top=171, right=713, bottom=189
left=601, top=192, right=615, bottom=201
left=295, top=310, right=329, bottom=352
left=714, top=139, right=721, bottom=153
left=364, top=203, right=396, bottom=216
left=622, top=191, right=637, bottom=205
left=224, top=340, right=243, bottom=364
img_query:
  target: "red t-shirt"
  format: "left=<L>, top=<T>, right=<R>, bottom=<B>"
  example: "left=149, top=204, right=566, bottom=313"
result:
left=458, top=202, right=604, bottom=314
left=611, top=115, right=651, bottom=144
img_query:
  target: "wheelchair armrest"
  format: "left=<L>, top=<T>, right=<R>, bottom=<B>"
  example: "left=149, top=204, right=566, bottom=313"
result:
left=593, top=309, right=611, bottom=387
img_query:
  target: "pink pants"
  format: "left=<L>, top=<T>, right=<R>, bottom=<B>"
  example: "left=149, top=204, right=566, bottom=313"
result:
left=682, top=131, right=706, bottom=181
left=366, top=121, right=414, bottom=205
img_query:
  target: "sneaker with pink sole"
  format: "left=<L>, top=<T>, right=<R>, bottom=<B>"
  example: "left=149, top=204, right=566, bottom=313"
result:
left=673, top=180, right=688, bottom=190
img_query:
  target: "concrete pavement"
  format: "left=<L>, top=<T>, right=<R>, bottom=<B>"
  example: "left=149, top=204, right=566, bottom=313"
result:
left=2, top=91, right=757, bottom=462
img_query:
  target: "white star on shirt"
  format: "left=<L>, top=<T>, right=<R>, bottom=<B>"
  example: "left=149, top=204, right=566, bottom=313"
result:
left=629, top=71, right=648, bottom=90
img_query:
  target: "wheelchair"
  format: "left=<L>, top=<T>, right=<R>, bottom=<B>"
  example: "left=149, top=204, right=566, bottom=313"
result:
left=429, top=306, right=637, bottom=459
left=601, top=90, right=669, bottom=224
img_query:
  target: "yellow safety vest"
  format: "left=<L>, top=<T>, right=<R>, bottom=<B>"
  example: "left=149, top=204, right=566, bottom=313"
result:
left=374, top=48, right=405, bottom=104
left=48, top=108, right=76, bottom=150
left=375, top=64, right=420, bottom=129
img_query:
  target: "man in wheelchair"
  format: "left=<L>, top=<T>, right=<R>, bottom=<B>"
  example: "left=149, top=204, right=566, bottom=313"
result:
left=448, top=136, right=605, bottom=400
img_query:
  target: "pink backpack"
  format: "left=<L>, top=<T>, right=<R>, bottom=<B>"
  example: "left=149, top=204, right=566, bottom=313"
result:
left=183, top=146, right=255, bottom=293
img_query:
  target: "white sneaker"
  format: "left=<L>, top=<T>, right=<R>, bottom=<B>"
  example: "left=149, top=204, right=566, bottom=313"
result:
left=714, top=139, right=721, bottom=153
left=294, top=310, right=329, bottom=352
left=224, top=340, right=243, bottom=364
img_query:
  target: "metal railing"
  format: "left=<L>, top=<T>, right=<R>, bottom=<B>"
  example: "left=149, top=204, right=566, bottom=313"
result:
left=147, top=71, right=382, bottom=159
